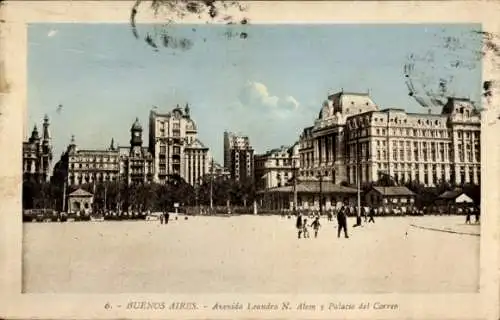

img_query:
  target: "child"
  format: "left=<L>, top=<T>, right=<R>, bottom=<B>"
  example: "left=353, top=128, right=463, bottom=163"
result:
left=302, top=218, right=310, bottom=238
left=310, top=216, right=321, bottom=238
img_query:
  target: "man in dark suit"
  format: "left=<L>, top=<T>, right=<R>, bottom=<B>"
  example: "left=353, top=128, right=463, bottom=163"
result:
left=337, top=203, right=349, bottom=238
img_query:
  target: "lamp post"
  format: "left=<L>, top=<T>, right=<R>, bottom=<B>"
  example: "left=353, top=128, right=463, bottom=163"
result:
left=317, top=171, right=324, bottom=216
left=292, top=157, right=298, bottom=215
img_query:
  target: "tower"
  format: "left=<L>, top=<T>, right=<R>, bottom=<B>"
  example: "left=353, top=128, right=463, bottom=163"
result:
left=130, top=117, right=143, bottom=156
left=109, top=138, right=115, bottom=151
left=41, top=115, right=52, bottom=182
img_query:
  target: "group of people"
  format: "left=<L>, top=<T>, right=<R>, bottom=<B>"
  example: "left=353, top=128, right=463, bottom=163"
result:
left=464, top=207, right=480, bottom=224
left=295, top=203, right=377, bottom=239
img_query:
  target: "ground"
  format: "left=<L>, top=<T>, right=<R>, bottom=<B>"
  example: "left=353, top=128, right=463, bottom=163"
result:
left=22, top=215, right=480, bottom=294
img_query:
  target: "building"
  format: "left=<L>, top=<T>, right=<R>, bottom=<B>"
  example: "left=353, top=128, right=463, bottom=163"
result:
left=254, top=144, right=299, bottom=190
left=23, top=115, right=53, bottom=182
left=364, top=186, right=416, bottom=212
left=207, top=158, right=231, bottom=180
left=53, top=136, right=121, bottom=186
left=67, top=188, right=94, bottom=214
left=257, top=181, right=358, bottom=212
left=53, top=118, right=154, bottom=187
left=118, top=118, right=154, bottom=185
left=148, top=104, right=209, bottom=186
left=223, top=131, right=254, bottom=182
left=298, top=90, right=481, bottom=187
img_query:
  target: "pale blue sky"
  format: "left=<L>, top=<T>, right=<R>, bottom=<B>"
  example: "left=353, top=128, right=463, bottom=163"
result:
left=28, top=23, right=482, bottom=165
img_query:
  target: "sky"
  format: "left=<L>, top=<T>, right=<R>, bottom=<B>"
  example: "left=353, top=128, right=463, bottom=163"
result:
left=27, top=23, right=482, bottom=166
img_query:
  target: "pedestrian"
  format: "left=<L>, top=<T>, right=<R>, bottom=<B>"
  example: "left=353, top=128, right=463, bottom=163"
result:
left=302, top=218, right=310, bottom=238
left=165, top=211, right=170, bottom=224
left=465, top=208, right=471, bottom=224
left=363, top=206, right=368, bottom=222
left=296, top=213, right=303, bottom=239
left=474, top=207, right=480, bottom=224
left=337, top=203, right=349, bottom=238
left=368, top=207, right=375, bottom=223
left=310, top=216, right=321, bottom=238
left=353, top=206, right=362, bottom=228
left=160, top=212, right=164, bottom=224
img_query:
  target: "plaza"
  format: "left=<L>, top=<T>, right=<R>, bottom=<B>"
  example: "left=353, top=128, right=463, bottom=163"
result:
left=22, top=215, right=479, bottom=294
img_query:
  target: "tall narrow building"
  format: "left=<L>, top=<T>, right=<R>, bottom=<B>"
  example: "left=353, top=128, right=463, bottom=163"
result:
left=119, top=118, right=154, bottom=185
left=149, top=104, right=209, bottom=186
left=223, top=131, right=254, bottom=182
left=23, top=115, right=53, bottom=182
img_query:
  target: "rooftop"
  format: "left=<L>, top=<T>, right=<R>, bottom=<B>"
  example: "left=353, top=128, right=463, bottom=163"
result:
left=371, top=186, right=415, bottom=196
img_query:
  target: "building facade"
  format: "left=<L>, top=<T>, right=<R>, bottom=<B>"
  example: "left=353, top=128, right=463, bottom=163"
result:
left=223, top=131, right=254, bottom=182
left=119, top=118, right=155, bottom=185
left=148, top=104, right=209, bottom=186
left=53, top=136, right=121, bottom=186
left=254, top=144, right=299, bottom=190
left=298, top=90, right=481, bottom=187
left=23, top=115, right=53, bottom=182
left=53, top=118, right=155, bottom=187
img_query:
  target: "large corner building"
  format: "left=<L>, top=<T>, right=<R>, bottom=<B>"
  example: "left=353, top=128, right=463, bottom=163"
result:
left=298, top=90, right=481, bottom=187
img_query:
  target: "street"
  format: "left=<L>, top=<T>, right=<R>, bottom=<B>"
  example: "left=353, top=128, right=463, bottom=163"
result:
left=22, top=215, right=479, bottom=293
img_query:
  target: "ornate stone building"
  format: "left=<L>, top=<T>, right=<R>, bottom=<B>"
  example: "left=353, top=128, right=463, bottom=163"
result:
left=54, top=136, right=120, bottom=186
left=119, top=118, right=154, bottom=185
left=254, top=144, right=299, bottom=190
left=148, top=104, right=209, bottom=186
left=23, top=115, right=53, bottom=182
left=223, top=131, right=254, bottom=182
left=298, top=90, right=481, bottom=187
left=53, top=118, right=154, bottom=187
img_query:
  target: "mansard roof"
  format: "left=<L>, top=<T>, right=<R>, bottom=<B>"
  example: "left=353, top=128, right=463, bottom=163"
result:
left=185, top=138, right=208, bottom=150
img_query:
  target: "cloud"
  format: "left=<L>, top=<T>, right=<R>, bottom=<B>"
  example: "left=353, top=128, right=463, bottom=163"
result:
left=238, top=81, right=300, bottom=111
left=47, top=29, right=58, bottom=38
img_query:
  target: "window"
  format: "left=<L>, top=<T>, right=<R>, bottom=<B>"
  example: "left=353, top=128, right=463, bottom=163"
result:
left=377, top=150, right=381, bottom=160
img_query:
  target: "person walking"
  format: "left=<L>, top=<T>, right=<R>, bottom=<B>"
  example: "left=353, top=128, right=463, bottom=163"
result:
left=368, top=206, right=376, bottom=223
left=310, top=216, right=321, bottom=238
left=465, top=208, right=471, bottom=224
left=474, top=207, right=480, bottom=224
left=296, top=213, right=304, bottom=239
left=337, top=203, right=349, bottom=238
left=302, top=218, right=310, bottom=238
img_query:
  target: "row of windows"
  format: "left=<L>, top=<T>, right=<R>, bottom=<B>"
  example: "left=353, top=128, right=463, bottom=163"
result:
left=71, top=163, right=119, bottom=170
left=346, top=165, right=479, bottom=186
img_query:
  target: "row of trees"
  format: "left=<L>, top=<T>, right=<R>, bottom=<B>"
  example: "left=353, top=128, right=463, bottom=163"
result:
left=23, top=174, right=257, bottom=212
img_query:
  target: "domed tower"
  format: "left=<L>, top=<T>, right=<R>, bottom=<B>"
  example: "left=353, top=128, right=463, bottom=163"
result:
left=130, top=117, right=143, bottom=155
left=29, top=125, right=40, bottom=143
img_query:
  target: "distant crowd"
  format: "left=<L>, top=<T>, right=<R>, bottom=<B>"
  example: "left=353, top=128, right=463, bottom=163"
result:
left=290, top=203, right=480, bottom=240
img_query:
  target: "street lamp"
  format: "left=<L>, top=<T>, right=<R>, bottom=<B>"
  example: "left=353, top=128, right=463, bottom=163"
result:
left=317, top=171, right=324, bottom=216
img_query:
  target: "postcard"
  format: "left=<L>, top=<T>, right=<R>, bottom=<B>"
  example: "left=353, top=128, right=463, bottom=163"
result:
left=0, top=1, right=499, bottom=319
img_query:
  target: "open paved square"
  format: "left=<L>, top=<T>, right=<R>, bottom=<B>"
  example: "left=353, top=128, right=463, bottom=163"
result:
left=22, top=215, right=480, bottom=294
